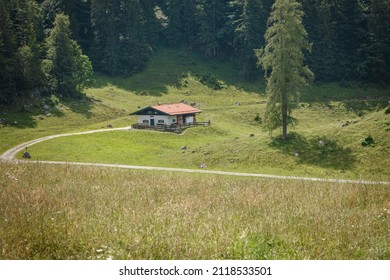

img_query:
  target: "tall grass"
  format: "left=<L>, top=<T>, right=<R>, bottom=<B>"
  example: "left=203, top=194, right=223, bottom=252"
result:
left=1, top=162, right=389, bottom=260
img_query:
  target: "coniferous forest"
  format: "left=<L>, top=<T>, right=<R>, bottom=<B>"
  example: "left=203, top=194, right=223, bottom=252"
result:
left=1, top=0, right=389, bottom=105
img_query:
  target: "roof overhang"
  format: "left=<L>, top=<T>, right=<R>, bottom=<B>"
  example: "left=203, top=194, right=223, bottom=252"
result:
left=130, top=103, right=201, bottom=116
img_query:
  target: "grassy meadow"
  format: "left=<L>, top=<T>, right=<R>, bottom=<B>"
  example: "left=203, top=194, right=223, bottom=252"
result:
left=8, top=47, right=389, bottom=180
left=1, top=162, right=389, bottom=260
left=1, top=47, right=390, bottom=259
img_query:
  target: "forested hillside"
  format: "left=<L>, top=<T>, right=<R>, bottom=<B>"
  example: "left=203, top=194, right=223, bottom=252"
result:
left=1, top=0, right=389, bottom=105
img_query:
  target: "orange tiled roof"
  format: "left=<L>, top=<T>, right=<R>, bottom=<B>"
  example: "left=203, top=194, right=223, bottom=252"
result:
left=152, top=103, right=201, bottom=116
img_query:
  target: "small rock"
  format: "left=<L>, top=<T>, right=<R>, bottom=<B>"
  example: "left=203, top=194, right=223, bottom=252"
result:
left=199, top=163, right=207, bottom=169
left=235, top=102, right=241, bottom=106
left=249, top=134, right=255, bottom=137
left=14, top=121, right=18, bottom=125
left=39, top=116, right=44, bottom=120
left=43, top=104, right=50, bottom=110
left=46, top=113, right=52, bottom=117
left=318, top=140, right=325, bottom=146
left=107, top=123, right=113, bottom=128
left=294, top=152, right=299, bottom=157
left=181, top=146, right=187, bottom=150
left=340, top=121, right=350, bottom=127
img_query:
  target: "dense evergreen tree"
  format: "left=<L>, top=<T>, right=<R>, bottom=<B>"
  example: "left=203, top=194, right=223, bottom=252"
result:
left=43, top=13, right=92, bottom=97
left=359, top=0, right=390, bottom=83
left=0, top=0, right=18, bottom=104
left=12, top=0, right=46, bottom=91
left=302, top=0, right=338, bottom=82
left=257, top=0, right=313, bottom=140
left=140, top=0, right=160, bottom=47
left=333, top=0, right=366, bottom=81
left=162, top=0, right=198, bottom=46
left=234, top=0, right=267, bottom=79
left=41, top=0, right=93, bottom=54
left=197, top=0, right=233, bottom=57
left=91, top=0, right=152, bottom=76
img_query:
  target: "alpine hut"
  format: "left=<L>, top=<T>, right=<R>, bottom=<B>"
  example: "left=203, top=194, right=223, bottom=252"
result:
left=130, top=103, right=202, bottom=128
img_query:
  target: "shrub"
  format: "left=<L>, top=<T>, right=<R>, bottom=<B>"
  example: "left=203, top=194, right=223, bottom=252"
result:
left=254, top=113, right=262, bottom=124
left=197, top=73, right=227, bottom=90
left=361, top=135, right=375, bottom=147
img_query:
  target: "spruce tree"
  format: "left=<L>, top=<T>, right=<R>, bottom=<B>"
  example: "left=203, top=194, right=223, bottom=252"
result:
left=234, top=0, right=267, bottom=79
left=302, top=0, right=338, bottom=82
left=163, top=0, right=198, bottom=46
left=197, top=0, right=231, bottom=57
left=140, top=0, right=160, bottom=47
left=257, top=0, right=313, bottom=140
left=43, top=13, right=92, bottom=97
left=359, top=0, right=390, bottom=83
left=333, top=0, right=366, bottom=81
left=0, top=0, right=18, bottom=104
left=91, top=0, right=152, bottom=76
left=13, top=0, right=46, bottom=91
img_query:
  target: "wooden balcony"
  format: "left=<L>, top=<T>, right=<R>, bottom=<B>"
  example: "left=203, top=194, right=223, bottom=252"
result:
left=131, top=121, right=211, bottom=133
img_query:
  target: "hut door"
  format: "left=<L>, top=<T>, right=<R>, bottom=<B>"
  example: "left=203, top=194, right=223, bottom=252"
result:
left=150, top=119, right=155, bottom=126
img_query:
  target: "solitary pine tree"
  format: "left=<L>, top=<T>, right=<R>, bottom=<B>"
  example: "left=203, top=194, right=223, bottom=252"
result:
left=256, top=0, right=313, bottom=141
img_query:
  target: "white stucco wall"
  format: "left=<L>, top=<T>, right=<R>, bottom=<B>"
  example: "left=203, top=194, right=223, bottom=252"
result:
left=138, top=115, right=177, bottom=125
left=185, top=116, right=194, bottom=123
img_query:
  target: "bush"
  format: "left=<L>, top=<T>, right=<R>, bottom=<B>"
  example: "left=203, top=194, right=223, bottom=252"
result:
left=197, top=73, right=227, bottom=90
left=254, top=113, right=262, bottom=124
left=361, top=135, right=375, bottom=147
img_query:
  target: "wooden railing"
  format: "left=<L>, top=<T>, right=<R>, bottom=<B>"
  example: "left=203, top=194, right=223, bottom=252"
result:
left=183, top=121, right=211, bottom=127
left=131, top=121, right=210, bottom=133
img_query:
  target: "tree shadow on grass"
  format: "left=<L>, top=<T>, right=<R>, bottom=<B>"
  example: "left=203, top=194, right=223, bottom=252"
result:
left=0, top=94, right=97, bottom=130
left=343, top=100, right=389, bottom=116
left=0, top=111, right=38, bottom=129
left=269, top=132, right=356, bottom=171
left=62, top=96, right=95, bottom=119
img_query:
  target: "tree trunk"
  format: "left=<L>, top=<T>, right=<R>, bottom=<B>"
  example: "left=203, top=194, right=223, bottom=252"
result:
left=281, top=29, right=288, bottom=141
left=281, top=90, right=288, bottom=141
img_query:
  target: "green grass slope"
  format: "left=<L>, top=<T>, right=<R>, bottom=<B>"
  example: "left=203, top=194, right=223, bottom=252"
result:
left=11, top=47, right=389, bottom=181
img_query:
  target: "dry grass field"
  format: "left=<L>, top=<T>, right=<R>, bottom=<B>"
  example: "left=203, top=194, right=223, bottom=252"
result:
left=1, top=162, right=389, bottom=260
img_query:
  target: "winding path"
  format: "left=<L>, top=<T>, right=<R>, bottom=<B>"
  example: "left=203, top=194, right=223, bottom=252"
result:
left=1, top=127, right=389, bottom=185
